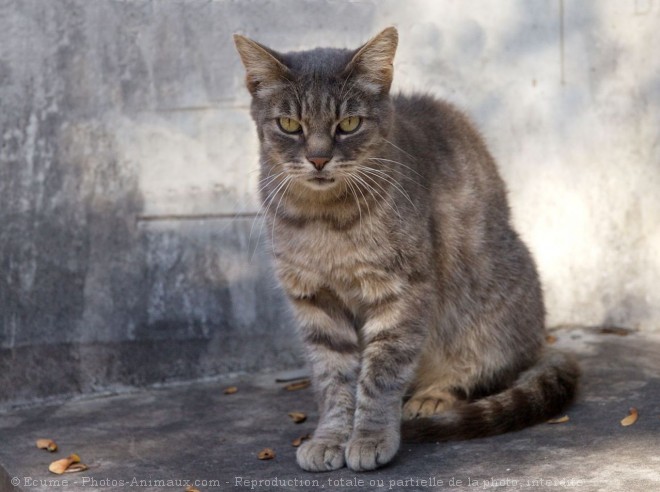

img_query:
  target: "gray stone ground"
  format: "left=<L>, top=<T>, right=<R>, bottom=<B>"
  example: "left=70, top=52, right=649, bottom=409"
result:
left=1, top=327, right=659, bottom=492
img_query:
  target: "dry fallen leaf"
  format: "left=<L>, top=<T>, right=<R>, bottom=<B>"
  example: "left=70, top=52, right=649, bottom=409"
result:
left=63, top=463, right=88, bottom=473
left=547, top=415, right=570, bottom=424
left=598, top=326, right=631, bottom=336
left=223, top=386, right=238, bottom=395
left=291, top=434, right=311, bottom=447
left=275, top=374, right=311, bottom=383
left=545, top=335, right=557, bottom=344
left=620, top=407, right=639, bottom=426
left=36, top=438, right=58, bottom=452
left=284, top=380, right=310, bottom=391
left=49, top=454, right=81, bottom=475
left=257, top=448, right=275, bottom=460
left=288, top=412, right=307, bottom=423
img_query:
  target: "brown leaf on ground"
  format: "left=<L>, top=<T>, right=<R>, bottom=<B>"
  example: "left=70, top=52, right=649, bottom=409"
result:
left=288, top=412, right=307, bottom=423
left=257, top=448, right=275, bottom=460
left=36, top=439, right=58, bottom=452
left=545, top=335, right=558, bottom=344
left=49, top=454, right=81, bottom=474
left=284, top=380, right=310, bottom=391
left=63, top=463, right=88, bottom=473
left=291, top=434, right=311, bottom=447
left=598, top=326, right=631, bottom=336
left=223, top=386, right=238, bottom=395
left=620, top=407, right=639, bottom=426
left=547, top=415, right=569, bottom=424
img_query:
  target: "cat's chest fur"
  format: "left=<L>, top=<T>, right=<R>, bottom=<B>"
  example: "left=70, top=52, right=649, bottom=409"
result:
left=272, top=216, right=405, bottom=312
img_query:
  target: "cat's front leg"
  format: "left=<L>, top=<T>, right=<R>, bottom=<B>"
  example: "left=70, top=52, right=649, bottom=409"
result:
left=288, top=291, right=361, bottom=472
left=345, top=296, right=427, bottom=471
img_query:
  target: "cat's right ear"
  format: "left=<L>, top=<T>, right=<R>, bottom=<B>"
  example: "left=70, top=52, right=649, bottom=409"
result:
left=233, top=34, right=290, bottom=97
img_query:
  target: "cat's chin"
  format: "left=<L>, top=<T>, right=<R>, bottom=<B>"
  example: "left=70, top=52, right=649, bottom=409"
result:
left=303, top=177, right=338, bottom=190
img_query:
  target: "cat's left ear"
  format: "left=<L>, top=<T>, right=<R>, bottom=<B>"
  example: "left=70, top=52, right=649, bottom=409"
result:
left=344, top=27, right=398, bottom=95
left=234, top=34, right=291, bottom=97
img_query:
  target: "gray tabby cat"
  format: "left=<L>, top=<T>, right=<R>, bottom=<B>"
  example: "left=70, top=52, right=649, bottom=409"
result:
left=234, top=27, right=579, bottom=472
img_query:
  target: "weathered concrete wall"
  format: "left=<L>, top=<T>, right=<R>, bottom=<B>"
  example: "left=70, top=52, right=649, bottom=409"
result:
left=0, top=0, right=306, bottom=406
left=1, top=0, right=659, bottom=406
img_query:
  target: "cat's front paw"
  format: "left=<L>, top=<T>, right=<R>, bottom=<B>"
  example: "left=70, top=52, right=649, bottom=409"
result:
left=296, top=437, right=346, bottom=472
left=345, top=431, right=400, bottom=471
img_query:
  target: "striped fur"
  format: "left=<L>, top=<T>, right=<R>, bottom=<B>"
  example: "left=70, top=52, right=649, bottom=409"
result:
left=402, top=348, right=580, bottom=441
left=234, top=27, right=580, bottom=472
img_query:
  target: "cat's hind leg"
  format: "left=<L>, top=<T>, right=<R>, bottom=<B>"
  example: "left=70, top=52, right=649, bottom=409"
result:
left=403, top=348, right=469, bottom=419
left=403, top=386, right=461, bottom=419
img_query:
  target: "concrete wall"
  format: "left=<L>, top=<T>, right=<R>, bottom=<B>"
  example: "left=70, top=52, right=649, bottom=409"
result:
left=1, top=0, right=658, bottom=406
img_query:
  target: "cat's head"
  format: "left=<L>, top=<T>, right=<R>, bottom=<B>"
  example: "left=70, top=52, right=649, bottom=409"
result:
left=234, top=28, right=398, bottom=192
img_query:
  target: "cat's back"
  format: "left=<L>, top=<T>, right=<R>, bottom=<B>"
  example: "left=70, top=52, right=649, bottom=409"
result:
left=391, top=93, right=507, bottom=207
left=392, top=93, right=492, bottom=164
left=392, top=92, right=467, bottom=129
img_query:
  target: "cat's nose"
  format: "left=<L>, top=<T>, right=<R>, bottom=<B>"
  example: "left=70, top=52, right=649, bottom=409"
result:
left=307, top=156, right=331, bottom=170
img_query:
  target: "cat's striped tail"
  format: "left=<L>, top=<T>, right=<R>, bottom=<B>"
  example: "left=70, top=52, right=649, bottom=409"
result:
left=401, top=348, right=580, bottom=441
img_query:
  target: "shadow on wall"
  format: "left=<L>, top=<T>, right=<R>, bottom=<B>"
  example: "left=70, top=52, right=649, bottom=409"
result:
left=0, top=0, right=380, bottom=407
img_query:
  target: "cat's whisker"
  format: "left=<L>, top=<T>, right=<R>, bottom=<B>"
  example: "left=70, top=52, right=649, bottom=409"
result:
left=338, top=66, right=356, bottom=101
left=341, top=81, right=360, bottom=102
left=256, top=175, right=291, bottom=252
left=257, top=167, right=282, bottom=183
left=367, top=156, right=425, bottom=181
left=256, top=162, right=284, bottom=183
left=364, top=162, right=428, bottom=189
left=348, top=174, right=377, bottom=236
left=354, top=177, right=374, bottom=228
left=257, top=170, right=286, bottom=189
left=343, top=174, right=364, bottom=233
left=382, top=138, right=419, bottom=162
left=353, top=170, right=404, bottom=223
left=271, top=177, right=294, bottom=247
left=349, top=177, right=380, bottom=248
left=361, top=167, right=417, bottom=208
left=291, top=83, right=303, bottom=108
left=259, top=174, right=290, bottom=221
left=252, top=170, right=284, bottom=223
left=358, top=166, right=420, bottom=215
left=348, top=173, right=397, bottom=248
left=332, top=179, right=346, bottom=201
left=249, top=175, right=291, bottom=261
left=197, top=166, right=280, bottom=235
left=248, top=190, right=278, bottom=260
left=346, top=174, right=383, bottom=241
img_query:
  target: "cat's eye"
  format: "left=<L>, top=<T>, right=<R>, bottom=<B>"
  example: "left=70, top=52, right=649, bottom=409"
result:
left=278, top=117, right=302, bottom=134
left=338, top=116, right=361, bottom=134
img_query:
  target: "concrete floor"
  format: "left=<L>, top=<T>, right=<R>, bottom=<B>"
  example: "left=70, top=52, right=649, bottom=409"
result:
left=1, top=327, right=659, bottom=492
